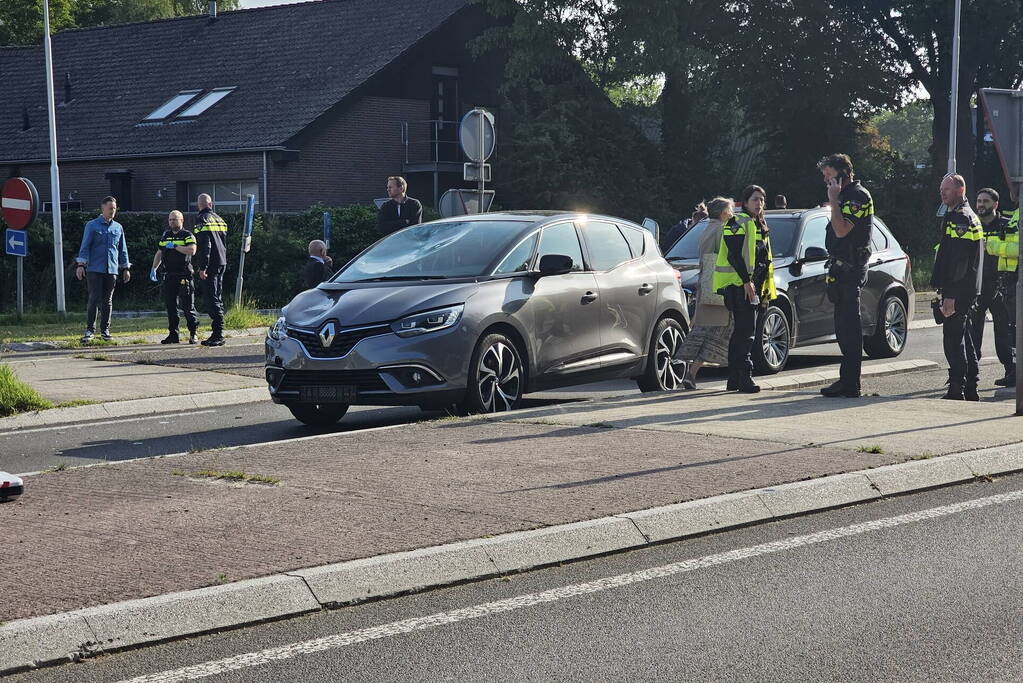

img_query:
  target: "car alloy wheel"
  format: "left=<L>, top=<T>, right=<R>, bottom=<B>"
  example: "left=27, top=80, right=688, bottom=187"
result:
left=655, top=323, right=686, bottom=390
left=884, top=297, right=907, bottom=352
left=474, top=337, right=523, bottom=413
left=752, top=305, right=790, bottom=374
left=864, top=294, right=908, bottom=359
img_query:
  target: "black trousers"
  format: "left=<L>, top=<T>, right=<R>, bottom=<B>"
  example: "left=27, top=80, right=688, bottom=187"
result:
left=201, top=264, right=226, bottom=336
left=723, top=285, right=756, bottom=383
left=85, top=272, right=117, bottom=334
left=943, top=305, right=979, bottom=386
left=163, top=274, right=198, bottom=335
left=832, top=273, right=864, bottom=390
left=969, top=281, right=1014, bottom=367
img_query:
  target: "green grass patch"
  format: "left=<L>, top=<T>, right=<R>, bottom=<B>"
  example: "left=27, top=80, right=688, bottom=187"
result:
left=42, top=463, right=68, bottom=473
left=856, top=445, right=885, bottom=454
left=910, top=253, right=933, bottom=292
left=0, top=312, right=169, bottom=345
left=0, top=363, right=54, bottom=417
left=54, top=399, right=98, bottom=408
left=223, top=299, right=275, bottom=330
left=173, top=469, right=280, bottom=485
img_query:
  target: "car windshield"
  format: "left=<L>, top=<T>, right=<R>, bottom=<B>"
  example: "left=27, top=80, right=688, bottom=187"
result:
left=664, top=216, right=800, bottom=260
left=335, top=220, right=529, bottom=282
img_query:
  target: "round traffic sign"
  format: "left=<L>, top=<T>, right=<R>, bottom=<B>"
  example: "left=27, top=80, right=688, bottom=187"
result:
left=459, top=108, right=496, bottom=163
left=1, top=177, right=40, bottom=230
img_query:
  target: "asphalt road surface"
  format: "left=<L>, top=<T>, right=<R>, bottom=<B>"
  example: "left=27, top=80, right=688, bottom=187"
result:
left=0, top=323, right=991, bottom=475
left=11, top=470, right=1023, bottom=682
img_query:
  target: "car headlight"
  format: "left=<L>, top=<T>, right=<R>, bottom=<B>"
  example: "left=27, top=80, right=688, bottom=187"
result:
left=391, top=305, right=464, bottom=338
left=268, top=316, right=288, bottom=341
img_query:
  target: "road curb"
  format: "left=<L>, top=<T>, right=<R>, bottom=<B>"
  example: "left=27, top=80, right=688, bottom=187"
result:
left=3, top=441, right=1022, bottom=676
left=0, top=387, right=268, bottom=432
left=2, top=327, right=268, bottom=352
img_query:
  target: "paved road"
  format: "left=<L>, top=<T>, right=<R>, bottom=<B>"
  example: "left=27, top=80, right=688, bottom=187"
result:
left=0, top=322, right=985, bottom=475
left=11, top=471, right=1023, bottom=683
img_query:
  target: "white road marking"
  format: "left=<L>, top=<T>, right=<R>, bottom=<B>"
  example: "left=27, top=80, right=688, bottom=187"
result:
left=120, top=488, right=1023, bottom=683
left=1, top=410, right=217, bottom=439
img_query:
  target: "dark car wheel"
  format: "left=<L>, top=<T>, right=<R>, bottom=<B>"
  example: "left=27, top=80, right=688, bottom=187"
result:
left=752, top=305, right=790, bottom=374
left=286, top=403, right=349, bottom=426
left=637, top=317, right=687, bottom=392
left=864, top=294, right=908, bottom=358
left=463, top=333, right=524, bottom=414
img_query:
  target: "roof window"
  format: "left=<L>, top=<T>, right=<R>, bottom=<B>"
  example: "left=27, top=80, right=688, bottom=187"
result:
left=177, top=87, right=236, bottom=117
left=144, top=90, right=201, bottom=121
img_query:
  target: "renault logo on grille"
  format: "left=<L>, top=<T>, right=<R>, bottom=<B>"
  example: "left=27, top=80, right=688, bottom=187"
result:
left=318, top=322, right=336, bottom=348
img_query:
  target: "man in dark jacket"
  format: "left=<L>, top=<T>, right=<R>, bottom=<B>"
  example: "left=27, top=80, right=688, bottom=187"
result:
left=303, top=240, right=334, bottom=290
left=970, top=188, right=1013, bottom=382
left=193, top=193, right=229, bottom=346
left=932, top=174, right=985, bottom=401
left=377, top=176, right=422, bottom=235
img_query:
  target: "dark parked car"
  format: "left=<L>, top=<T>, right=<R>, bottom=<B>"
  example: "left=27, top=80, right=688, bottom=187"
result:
left=664, top=208, right=914, bottom=374
left=266, top=212, right=689, bottom=425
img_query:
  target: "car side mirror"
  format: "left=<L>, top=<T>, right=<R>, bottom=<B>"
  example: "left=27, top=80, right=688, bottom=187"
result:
left=803, top=246, right=829, bottom=262
left=536, top=254, right=574, bottom=277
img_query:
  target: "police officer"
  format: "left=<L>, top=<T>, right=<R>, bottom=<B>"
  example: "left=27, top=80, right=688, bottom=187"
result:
left=987, top=204, right=1020, bottom=386
left=150, top=210, right=199, bottom=344
left=817, top=153, right=873, bottom=398
left=972, top=188, right=1014, bottom=385
left=193, top=193, right=229, bottom=347
left=932, top=174, right=984, bottom=400
left=713, top=184, right=776, bottom=393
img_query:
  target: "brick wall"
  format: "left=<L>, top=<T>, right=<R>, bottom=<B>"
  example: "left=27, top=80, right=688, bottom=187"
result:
left=268, top=96, right=430, bottom=212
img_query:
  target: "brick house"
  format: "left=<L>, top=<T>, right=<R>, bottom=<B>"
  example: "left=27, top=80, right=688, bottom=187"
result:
left=0, top=0, right=505, bottom=214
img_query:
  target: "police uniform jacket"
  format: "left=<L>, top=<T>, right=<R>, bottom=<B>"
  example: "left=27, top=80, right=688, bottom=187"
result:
left=980, top=215, right=1010, bottom=293
left=159, top=229, right=196, bottom=275
left=826, top=180, right=874, bottom=275
left=932, top=200, right=984, bottom=307
left=194, top=208, right=228, bottom=270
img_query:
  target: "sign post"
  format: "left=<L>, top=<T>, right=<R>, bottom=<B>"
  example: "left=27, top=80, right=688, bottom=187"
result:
left=323, top=211, right=331, bottom=250
left=42, top=0, right=66, bottom=315
left=2, top=177, right=39, bottom=319
left=459, top=108, right=496, bottom=215
left=233, top=194, right=256, bottom=305
left=978, top=88, right=1023, bottom=414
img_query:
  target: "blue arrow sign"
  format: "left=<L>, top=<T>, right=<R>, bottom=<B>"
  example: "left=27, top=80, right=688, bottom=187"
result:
left=5, top=228, right=27, bottom=257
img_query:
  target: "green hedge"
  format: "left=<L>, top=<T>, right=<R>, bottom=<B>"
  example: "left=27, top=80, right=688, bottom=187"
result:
left=0, top=204, right=439, bottom=312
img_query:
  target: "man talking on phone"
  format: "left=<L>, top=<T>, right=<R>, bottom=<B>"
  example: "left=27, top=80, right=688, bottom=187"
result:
left=817, top=153, right=874, bottom=398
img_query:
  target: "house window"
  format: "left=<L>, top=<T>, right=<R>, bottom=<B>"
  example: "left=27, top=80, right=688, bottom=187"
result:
left=144, top=90, right=201, bottom=121
left=177, top=87, right=236, bottom=118
left=187, top=181, right=260, bottom=213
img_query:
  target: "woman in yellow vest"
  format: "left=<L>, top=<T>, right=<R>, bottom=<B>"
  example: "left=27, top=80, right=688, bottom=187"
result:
left=712, top=184, right=776, bottom=392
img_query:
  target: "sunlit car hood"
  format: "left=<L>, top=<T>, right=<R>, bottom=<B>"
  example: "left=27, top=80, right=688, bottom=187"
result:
left=282, top=281, right=480, bottom=328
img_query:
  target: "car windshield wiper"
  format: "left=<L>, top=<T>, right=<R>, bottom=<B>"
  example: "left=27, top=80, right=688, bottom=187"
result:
left=665, top=256, right=690, bottom=263
left=352, top=275, right=449, bottom=282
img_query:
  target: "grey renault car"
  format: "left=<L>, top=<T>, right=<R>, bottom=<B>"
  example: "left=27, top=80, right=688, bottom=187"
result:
left=265, top=212, right=689, bottom=425
left=664, top=207, right=914, bottom=374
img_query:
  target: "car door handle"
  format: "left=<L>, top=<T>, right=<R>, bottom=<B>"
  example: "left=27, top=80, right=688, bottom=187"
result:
left=581, top=291, right=599, bottom=303
left=638, top=283, right=654, bottom=295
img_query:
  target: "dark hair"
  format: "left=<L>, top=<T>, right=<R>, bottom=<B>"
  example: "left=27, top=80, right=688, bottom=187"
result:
left=977, top=187, right=1000, bottom=203
left=740, top=185, right=768, bottom=232
left=817, top=153, right=854, bottom=178
left=774, top=194, right=787, bottom=207
left=100, top=196, right=117, bottom=206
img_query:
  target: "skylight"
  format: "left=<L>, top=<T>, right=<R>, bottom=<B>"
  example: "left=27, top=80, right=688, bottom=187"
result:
left=144, top=90, right=201, bottom=121
left=177, top=87, right=236, bottom=117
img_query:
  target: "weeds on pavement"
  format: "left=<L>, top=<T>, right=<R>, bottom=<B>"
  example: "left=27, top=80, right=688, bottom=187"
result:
left=0, top=363, right=54, bottom=416
left=857, top=445, right=885, bottom=454
left=173, top=469, right=281, bottom=485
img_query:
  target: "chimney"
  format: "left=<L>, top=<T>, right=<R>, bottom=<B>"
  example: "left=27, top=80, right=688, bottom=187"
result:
left=63, top=73, right=72, bottom=104
left=208, top=1, right=217, bottom=19
left=22, top=105, right=30, bottom=131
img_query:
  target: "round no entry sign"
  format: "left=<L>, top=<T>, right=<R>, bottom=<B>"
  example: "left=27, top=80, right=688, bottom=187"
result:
left=2, top=177, right=40, bottom=230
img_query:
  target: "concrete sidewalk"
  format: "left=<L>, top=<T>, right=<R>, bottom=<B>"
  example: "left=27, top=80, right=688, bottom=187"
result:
left=4, top=382, right=1023, bottom=671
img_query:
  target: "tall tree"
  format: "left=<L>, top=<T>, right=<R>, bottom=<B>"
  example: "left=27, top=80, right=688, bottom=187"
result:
left=0, top=0, right=74, bottom=46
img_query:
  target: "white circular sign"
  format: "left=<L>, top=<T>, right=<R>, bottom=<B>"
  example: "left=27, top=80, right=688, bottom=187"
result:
left=459, top=109, right=496, bottom=163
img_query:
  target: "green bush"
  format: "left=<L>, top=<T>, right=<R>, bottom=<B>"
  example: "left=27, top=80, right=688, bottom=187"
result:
left=0, top=203, right=422, bottom=313
left=0, top=363, right=54, bottom=417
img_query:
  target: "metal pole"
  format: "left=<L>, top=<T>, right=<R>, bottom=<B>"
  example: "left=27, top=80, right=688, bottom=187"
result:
left=43, top=0, right=66, bottom=314
left=947, top=0, right=962, bottom=174
left=234, top=195, right=255, bottom=305
left=16, top=256, right=24, bottom=318
left=477, top=110, right=485, bottom=214
left=1016, top=181, right=1023, bottom=415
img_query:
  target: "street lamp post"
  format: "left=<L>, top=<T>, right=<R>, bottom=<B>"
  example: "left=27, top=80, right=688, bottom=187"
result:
left=947, top=0, right=962, bottom=174
left=42, top=0, right=67, bottom=314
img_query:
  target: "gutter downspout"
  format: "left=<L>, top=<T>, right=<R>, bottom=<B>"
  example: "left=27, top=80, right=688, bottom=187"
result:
left=263, top=150, right=268, bottom=212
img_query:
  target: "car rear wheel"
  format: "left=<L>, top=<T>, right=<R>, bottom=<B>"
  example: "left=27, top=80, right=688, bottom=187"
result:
left=286, top=403, right=349, bottom=426
left=637, top=317, right=687, bottom=392
left=752, top=305, right=790, bottom=374
left=463, top=333, right=524, bottom=414
left=864, top=294, right=908, bottom=358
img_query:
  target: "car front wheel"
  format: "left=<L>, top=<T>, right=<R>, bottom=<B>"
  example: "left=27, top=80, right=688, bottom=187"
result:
left=752, top=305, right=790, bottom=374
left=286, top=403, right=349, bottom=426
left=463, top=333, right=524, bottom=414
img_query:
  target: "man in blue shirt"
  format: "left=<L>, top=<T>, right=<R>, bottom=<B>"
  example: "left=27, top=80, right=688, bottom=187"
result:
left=74, top=196, right=131, bottom=342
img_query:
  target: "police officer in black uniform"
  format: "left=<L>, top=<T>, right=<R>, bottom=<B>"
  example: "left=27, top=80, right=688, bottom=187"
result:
left=932, top=174, right=984, bottom=401
left=150, top=210, right=199, bottom=344
left=970, top=188, right=1013, bottom=383
left=818, top=153, right=873, bottom=398
left=193, top=193, right=229, bottom=346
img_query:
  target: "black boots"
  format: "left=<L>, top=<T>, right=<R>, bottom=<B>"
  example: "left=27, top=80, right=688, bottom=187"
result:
left=994, top=365, right=1016, bottom=387
left=160, top=332, right=179, bottom=344
left=820, top=381, right=861, bottom=398
left=963, top=381, right=980, bottom=402
left=942, top=381, right=964, bottom=400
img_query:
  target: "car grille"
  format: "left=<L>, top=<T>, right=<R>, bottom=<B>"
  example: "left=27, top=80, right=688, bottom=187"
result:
left=287, top=324, right=392, bottom=358
left=277, top=370, right=390, bottom=393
